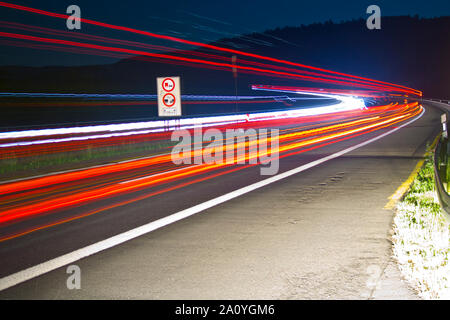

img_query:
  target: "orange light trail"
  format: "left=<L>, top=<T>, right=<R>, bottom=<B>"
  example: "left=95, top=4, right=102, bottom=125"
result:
left=0, top=103, right=423, bottom=242
left=0, top=103, right=410, bottom=197
left=0, top=103, right=421, bottom=226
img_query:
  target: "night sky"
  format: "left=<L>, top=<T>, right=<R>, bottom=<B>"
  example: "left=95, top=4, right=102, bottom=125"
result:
left=1, top=0, right=450, bottom=66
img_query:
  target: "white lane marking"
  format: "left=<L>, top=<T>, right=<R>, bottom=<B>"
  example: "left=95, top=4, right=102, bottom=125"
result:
left=0, top=107, right=425, bottom=291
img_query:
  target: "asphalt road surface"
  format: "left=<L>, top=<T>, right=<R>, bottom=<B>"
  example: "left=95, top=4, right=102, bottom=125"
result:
left=0, top=102, right=440, bottom=299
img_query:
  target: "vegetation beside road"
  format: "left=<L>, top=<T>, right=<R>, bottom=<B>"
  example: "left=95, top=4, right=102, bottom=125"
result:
left=392, top=155, right=450, bottom=299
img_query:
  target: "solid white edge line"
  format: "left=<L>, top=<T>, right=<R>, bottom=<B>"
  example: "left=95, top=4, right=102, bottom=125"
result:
left=0, top=107, right=425, bottom=292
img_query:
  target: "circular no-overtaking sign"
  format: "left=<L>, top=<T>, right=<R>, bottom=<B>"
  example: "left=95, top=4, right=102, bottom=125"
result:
left=163, top=93, right=176, bottom=107
left=162, top=78, right=175, bottom=92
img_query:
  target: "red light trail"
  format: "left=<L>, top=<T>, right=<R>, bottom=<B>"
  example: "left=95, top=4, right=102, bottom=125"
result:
left=0, top=102, right=422, bottom=241
left=0, top=31, right=418, bottom=95
left=0, top=1, right=421, bottom=96
left=0, top=2, right=425, bottom=244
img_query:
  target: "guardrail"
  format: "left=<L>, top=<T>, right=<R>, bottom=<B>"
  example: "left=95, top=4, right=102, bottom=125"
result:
left=424, top=98, right=450, bottom=105
left=426, top=98, right=450, bottom=219
left=433, top=135, right=450, bottom=219
left=432, top=96, right=450, bottom=219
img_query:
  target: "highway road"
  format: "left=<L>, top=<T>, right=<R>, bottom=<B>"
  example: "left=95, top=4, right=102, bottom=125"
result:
left=0, top=101, right=439, bottom=299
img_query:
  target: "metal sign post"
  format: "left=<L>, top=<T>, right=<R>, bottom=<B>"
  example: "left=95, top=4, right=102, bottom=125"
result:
left=232, top=55, right=238, bottom=114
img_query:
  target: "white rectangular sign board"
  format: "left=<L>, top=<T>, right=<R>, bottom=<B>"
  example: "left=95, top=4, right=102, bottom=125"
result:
left=157, top=76, right=182, bottom=117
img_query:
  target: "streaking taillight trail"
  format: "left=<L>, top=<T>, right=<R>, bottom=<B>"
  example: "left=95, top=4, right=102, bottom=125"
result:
left=0, top=101, right=422, bottom=241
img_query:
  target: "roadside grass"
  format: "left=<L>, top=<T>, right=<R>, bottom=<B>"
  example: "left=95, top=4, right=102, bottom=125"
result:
left=0, top=140, right=176, bottom=180
left=392, top=155, right=450, bottom=299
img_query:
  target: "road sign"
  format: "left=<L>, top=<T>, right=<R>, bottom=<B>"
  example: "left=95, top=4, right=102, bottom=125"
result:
left=157, top=76, right=181, bottom=116
left=163, top=93, right=176, bottom=107
left=162, top=78, right=175, bottom=92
